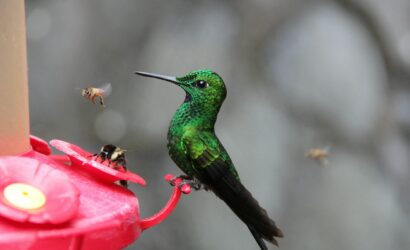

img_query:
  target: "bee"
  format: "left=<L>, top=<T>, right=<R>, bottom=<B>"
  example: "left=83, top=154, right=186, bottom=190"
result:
left=93, top=144, right=128, bottom=187
left=81, top=83, right=112, bottom=107
left=306, top=145, right=331, bottom=166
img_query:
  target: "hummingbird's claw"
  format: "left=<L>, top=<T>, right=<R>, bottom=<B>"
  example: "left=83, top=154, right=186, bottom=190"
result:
left=167, top=175, right=201, bottom=191
left=178, top=179, right=202, bottom=191
left=169, top=175, right=191, bottom=186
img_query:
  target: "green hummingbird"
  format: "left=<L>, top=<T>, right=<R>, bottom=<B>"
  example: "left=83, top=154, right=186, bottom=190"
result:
left=135, top=69, right=283, bottom=249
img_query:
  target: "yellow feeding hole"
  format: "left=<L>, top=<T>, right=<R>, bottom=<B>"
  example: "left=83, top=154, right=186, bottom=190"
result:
left=3, top=183, right=47, bottom=211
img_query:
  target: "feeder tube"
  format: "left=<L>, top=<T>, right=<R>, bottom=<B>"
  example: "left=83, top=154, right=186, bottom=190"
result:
left=0, top=0, right=30, bottom=155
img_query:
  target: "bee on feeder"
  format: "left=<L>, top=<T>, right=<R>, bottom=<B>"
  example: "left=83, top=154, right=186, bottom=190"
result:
left=93, top=144, right=128, bottom=187
left=80, top=83, right=112, bottom=107
left=306, top=145, right=331, bottom=166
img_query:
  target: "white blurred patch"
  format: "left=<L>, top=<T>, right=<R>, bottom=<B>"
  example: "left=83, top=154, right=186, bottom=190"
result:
left=94, top=109, right=127, bottom=143
left=27, top=8, right=52, bottom=40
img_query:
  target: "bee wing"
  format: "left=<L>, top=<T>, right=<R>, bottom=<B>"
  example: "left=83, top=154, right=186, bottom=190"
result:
left=99, top=82, right=112, bottom=97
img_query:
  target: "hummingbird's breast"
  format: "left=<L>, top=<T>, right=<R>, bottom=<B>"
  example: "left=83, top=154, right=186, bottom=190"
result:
left=166, top=100, right=216, bottom=177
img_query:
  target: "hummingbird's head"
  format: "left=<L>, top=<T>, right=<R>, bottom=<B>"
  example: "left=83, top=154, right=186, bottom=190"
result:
left=135, top=69, right=227, bottom=106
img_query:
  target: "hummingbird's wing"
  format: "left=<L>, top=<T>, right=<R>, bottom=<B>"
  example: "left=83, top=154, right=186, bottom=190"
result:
left=182, top=131, right=239, bottom=179
left=182, top=132, right=283, bottom=248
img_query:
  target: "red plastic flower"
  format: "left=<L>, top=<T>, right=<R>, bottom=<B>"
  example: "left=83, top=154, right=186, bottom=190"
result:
left=0, top=156, right=79, bottom=224
left=49, top=140, right=146, bottom=186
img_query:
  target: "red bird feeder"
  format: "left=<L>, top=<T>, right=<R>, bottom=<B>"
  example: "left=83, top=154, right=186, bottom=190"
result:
left=0, top=1, right=190, bottom=249
left=0, top=137, right=190, bottom=249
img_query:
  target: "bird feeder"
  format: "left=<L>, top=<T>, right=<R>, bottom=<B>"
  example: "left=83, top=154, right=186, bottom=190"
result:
left=0, top=1, right=190, bottom=249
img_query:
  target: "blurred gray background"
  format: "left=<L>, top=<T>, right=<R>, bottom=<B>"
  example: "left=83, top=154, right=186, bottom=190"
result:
left=26, top=0, right=410, bottom=249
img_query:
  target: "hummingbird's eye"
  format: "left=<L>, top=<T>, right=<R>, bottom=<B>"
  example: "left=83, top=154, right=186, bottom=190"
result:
left=195, top=80, right=208, bottom=89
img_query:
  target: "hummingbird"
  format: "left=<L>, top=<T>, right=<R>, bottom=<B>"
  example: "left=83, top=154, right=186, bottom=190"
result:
left=135, top=69, right=283, bottom=249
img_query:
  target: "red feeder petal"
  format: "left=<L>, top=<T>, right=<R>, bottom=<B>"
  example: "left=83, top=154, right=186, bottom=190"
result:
left=0, top=157, right=79, bottom=224
left=29, top=135, right=51, bottom=155
left=49, top=140, right=146, bottom=186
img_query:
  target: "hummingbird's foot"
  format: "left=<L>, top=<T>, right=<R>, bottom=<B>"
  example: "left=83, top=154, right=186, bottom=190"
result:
left=168, top=175, right=202, bottom=191
left=178, top=179, right=202, bottom=191
left=169, top=175, right=191, bottom=186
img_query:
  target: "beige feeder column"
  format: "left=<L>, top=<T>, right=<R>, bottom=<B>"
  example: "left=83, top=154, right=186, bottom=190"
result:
left=0, top=0, right=30, bottom=155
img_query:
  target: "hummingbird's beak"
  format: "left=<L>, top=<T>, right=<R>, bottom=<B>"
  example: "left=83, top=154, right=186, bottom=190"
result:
left=134, top=71, right=179, bottom=85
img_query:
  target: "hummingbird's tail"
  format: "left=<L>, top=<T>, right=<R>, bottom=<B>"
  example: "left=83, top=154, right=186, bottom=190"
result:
left=198, top=165, right=283, bottom=249
left=248, top=225, right=271, bottom=250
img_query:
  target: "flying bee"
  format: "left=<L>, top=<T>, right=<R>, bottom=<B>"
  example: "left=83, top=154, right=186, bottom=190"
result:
left=80, top=82, right=112, bottom=107
left=92, top=144, right=128, bottom=187
left=306, top=145, right=331, bottom=166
